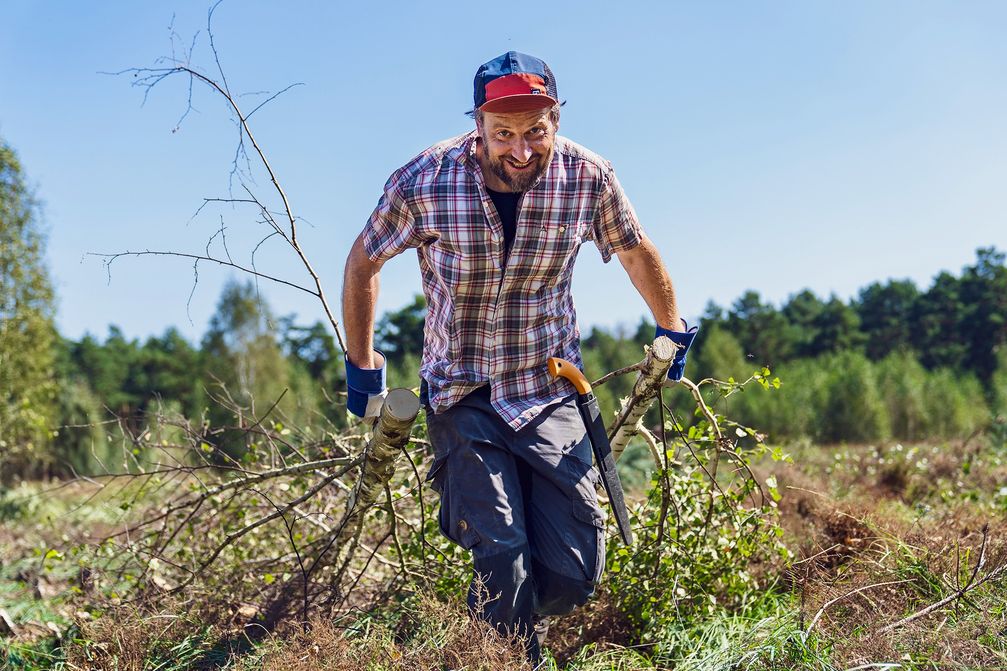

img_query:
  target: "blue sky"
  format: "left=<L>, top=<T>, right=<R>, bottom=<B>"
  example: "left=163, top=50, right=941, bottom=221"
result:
left=2, top=1, right=1005, bottom=344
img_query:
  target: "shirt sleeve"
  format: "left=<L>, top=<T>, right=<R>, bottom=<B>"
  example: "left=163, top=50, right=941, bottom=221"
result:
left=591, top=166, right=643, bottom=263
left=362, top=175, right=422, bottom=263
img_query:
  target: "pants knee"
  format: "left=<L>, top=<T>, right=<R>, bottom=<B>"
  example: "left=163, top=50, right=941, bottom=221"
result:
left=533, top=560, right=595, bottom=617
left=470, top=544, right=534, bottom=630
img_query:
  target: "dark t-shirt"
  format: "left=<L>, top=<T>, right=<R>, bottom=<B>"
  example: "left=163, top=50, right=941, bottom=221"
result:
left=487, top=188, right=520, bottom=258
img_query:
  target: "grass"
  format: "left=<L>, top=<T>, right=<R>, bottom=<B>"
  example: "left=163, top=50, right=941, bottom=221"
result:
left=3, top=433, right=1007, bottom=669
left=769, top=436, right=1007, bottom=670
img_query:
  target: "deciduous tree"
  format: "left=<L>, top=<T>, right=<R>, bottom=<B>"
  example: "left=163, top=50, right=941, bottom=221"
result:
left=201, top=280, right=321, bottom=458
left=0, top=139, right=57, bottom=479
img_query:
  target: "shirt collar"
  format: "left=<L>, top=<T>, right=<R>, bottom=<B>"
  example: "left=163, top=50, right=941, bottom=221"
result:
left=453, top=131, right=478, bottom=168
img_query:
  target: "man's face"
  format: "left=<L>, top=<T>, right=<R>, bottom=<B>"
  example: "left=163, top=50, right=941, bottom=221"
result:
left=477, top=107, right=557, bottom=193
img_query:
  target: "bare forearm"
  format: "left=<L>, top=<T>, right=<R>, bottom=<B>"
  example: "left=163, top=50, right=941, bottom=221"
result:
left=342, top=234, right=383, bottom=368
left=617, top=235, right=684, bottom=331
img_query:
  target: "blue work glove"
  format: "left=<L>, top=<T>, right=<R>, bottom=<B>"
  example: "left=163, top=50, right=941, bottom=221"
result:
left=345, top=350, right=387, bottom=419
left=656, top=320, right=699, bottom=382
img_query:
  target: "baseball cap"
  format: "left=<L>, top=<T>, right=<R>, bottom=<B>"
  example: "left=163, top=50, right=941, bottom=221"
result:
left=473, top=51, right=559, bottom=113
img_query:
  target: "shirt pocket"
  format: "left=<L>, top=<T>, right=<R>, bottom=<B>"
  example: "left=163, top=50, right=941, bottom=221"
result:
left=527, top=220, right=583, bottom=280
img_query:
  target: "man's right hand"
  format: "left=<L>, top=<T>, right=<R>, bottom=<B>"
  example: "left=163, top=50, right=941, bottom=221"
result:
left=342, top=233, right=387, bottom=418
left=346, top=350, right=387, bottom=419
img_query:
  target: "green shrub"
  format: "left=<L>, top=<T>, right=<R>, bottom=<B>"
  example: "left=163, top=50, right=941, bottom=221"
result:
left=876, top=351, right=929, bottom=441
left=691, top=325, right=747, bottom=383
left=606, top=379, right=790, bottom=658
left=991, top=348, right=1007, bottom=418
left=49, top=378, right=114, bottom=477
left=923, top=368, right=989, bottom=439
left=732, top=359, right=826, bottom=442
left=818, top=351, right=889, bottom=443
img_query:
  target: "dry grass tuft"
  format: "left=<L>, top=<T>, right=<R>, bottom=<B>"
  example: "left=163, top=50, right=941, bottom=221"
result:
left=775, top=470, right=880, bottom=585
left=59, top=594, right=531, bottom=671
left=251, top=594, right=531, bottom=671
left=63, top=602, right=219, bottom=670
left=834, top=616, right=1007, bottom=669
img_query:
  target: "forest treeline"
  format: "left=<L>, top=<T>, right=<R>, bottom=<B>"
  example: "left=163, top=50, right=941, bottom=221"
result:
left=2, top=135, right=1006, bottom=481
left=10, top=245, right=1004, bottom=481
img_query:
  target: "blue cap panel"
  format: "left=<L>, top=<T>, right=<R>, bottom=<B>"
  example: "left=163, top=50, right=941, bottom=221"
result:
left=473, top=51, right=556, bottom=109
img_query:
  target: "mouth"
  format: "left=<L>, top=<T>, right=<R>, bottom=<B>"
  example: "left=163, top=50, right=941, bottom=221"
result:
left=506, top=158, right=535, bottom=170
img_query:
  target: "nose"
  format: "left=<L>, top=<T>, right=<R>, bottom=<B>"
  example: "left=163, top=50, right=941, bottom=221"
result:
left=510, top=139, right=533, bottom=163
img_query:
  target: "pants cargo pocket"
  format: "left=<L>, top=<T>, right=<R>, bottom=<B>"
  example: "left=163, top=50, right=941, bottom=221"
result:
left=448, top=508, right=482, bottom=550
left=427, top=455, right=481, bottom=550
left=441, top=495, right=482, bottom=550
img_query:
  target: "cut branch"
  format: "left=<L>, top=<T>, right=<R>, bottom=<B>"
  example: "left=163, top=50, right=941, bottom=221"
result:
left=608, top=336, right=677, bottom=461
left=300, top=389, right=421, bottom=591
left=343, top=389, right=421, bottom=523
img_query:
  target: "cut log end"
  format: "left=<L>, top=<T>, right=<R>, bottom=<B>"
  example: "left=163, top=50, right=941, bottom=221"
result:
left=651, top=335, right=678, bottom=362
left=382, top=388, right=421, bottom=422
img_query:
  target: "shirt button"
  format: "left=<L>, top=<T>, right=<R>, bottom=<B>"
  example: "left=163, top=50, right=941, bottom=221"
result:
left=558, top=225, right=566, bottom=232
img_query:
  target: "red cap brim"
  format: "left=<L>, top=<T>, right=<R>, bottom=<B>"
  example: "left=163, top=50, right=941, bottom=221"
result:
left=480, top=94, right=558, bottom=113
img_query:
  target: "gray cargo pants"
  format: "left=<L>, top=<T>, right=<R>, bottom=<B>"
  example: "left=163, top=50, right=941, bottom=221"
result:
left=423, top=383, right=606, bottom=660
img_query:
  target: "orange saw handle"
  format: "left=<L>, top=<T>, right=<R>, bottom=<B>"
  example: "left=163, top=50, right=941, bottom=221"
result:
left=547, top=357, right=592, bottom=395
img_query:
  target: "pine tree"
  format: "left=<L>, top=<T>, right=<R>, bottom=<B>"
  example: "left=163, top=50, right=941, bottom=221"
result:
left=725, top=291, right=795, bottom=366
left=959, top=247, right=1007, bottom=383
left=856, top=279, right=919, bottom=360
left=781, top=289, right=825, bottom=358
left=910, top=271, right=968, bottom=371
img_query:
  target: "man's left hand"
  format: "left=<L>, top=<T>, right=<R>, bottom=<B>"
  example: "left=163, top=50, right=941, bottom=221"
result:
left=656, top=321, right=699, bottom=381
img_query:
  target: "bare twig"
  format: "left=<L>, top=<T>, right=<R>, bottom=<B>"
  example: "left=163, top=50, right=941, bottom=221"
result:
left=877, top=525, right=1004, bottom=634
left=92, top=249, right=315, bottom=297
left=106, top=13, right=346, bottom=351
left=804, top=579, right=914, bottom=638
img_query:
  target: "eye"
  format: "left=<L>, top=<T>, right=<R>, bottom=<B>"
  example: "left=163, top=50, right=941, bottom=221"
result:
left=496, top=130, right=513, bottom=139
left=527, top=127, right=546, bottom=138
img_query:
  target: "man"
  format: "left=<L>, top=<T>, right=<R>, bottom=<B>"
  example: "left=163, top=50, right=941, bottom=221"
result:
left=342, top=52, right=696, bottom=661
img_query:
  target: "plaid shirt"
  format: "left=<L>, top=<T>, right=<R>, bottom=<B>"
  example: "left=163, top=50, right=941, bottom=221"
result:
left=363, top=131, right=643, bottom=430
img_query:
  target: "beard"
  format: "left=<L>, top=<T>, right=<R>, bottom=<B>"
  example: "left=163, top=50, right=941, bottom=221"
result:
left=482, top=141, right=552, bottom=192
